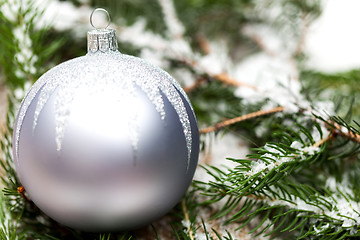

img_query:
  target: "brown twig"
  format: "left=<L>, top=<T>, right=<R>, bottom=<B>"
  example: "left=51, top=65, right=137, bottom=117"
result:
left=200, top=106, right=284, bottom=134
left=17, top=186, right=31, bottom=203
left=332, top=122, right=360, bottom=144
left=181, top=199, right=194, bottom=240
left=179, top=58, right=258, bottom=92
left=338, top=130, right=360, bottom=144
left=194, top=34, right=257, bottom=89
left=183, top=71, right=257, bottom=93
left=312, top=132, right=335, bottom=148
left=196, top=34, right=211, bottom=55
left=184, top=77, right=208, bottom=93
left=213, top=73, right=258, bottom=90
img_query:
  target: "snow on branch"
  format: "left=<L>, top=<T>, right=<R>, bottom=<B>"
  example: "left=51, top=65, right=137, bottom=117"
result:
left=157, top=0, right=185, bottom=38
left=1, top=0, right=38, bottom=79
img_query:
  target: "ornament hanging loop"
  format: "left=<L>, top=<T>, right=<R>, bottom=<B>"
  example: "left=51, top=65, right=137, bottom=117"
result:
left=87, top=8, right=118, bottom=53
left=90, top=8, right=111, bottom=30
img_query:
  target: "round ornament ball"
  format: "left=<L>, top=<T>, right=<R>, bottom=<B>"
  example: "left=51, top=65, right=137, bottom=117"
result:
left=13, top=9, right=199, bottom=231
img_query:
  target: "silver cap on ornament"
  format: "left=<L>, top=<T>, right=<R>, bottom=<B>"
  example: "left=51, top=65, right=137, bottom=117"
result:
left=87, top=8, right=118, bottom=53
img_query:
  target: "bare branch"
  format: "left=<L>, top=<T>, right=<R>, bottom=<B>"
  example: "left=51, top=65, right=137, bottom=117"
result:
left=181, top=199, right=194, bottom=240
left=200, top=106, right=284, bottom=134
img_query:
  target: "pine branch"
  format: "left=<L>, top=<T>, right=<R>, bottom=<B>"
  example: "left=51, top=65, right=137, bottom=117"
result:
left=333, top=122, right=360, bottom=144
left=0, top=0, right=64, bottom=92
left=195, top=116, right=360, bottom=238
left=200, top=106, right=284, bottom=134
left=316, top=114, right=360, bottom=145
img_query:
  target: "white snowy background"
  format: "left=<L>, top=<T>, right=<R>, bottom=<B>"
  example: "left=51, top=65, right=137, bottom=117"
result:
left=305, top=0, right=360, bottom=72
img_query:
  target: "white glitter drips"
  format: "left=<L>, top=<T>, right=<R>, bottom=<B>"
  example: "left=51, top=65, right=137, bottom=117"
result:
left=158, top=76, right=192, bottom=168
left=15, top=51, right=194, bottom=168
left=133, top=71, right=165, bottom=120
left=54, top=78, right=80, bottom=151
left=168, top=75, right=194, bottom=112
left=14, top=67, right=56, bottom=160
left=117, top=53, right=193, bottom=166
left=33, top=80, right=57, bottom=133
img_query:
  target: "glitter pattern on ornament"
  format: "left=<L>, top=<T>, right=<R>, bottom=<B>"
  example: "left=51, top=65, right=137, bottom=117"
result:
left=15, top=51, right=193, bottom=167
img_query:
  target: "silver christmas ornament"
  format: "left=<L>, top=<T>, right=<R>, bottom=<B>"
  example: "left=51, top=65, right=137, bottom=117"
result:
left=13, top=8, right=199, bottom=231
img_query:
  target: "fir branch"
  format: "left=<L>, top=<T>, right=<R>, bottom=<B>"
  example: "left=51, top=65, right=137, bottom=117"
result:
left=200, top=106, right=284, bottom=134
left=333, top=122, right=360, bottom=144
left=195, top=119, right=360, bottom=238
left=312, top=133, right=333, bottom=148
left=316, top=114, right=360, bottom=145
left=157, top=0, right=184, bottom=38
left=0, top=0, right=64, bottom=92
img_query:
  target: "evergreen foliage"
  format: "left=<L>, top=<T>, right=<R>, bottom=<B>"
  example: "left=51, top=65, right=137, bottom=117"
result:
left=0, top=0, right=360, bottom=239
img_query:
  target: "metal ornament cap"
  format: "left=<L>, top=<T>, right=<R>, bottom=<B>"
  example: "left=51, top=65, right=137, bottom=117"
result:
left=87, top=8, right=117, bottom=53
left=12, top=8, right=199, bottom=231
left=87, top=29, right=118, bottom=53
